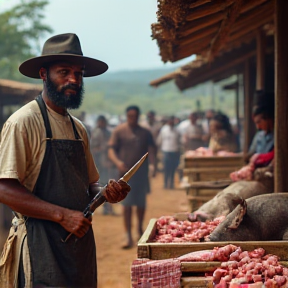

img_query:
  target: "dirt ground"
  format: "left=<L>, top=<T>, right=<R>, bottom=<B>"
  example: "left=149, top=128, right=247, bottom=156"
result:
left=0, top=172, right=189, bottom=288
left=93, top=172, right=189, bottom=288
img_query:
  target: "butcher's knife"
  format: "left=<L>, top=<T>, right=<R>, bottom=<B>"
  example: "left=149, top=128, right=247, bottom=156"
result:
left=62, top=152, right=149, bottom=242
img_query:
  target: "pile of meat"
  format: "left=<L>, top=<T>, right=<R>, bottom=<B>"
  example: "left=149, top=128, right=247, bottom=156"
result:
left=230, top=164, right=254, bottom=182
left=130, top=258, right=181, bottom=288
left=185, top=147, right=237, bottom=158
left=178, top=244, right=288, bottom=288
left=152, top=215, right=225, bottom=243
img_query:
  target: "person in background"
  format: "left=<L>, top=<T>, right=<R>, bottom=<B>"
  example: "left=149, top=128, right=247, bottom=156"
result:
left=0, top=33, right=130, bottom=287
left=78, top=111, right=92, bottom=138
left=202, top=109, right=216, bottom=133
left=246, top=102, right=274, bottom=162
left=208, top=112, right=238, bottom=153
left=141, top=110, right=162, bottom=142
left=90, top=115, right=117, bottom=215
left=201, top=109, right=216, bottom=146
left=182, top=112, right=205, bottom=151
left=157, top=116, right=181, bottom=190
left=141, top=110, right=162, bottom=173
left=108, top=105, right=157, bottom=249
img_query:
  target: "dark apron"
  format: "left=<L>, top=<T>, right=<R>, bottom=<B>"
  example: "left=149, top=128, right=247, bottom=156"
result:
left=24, top=95, right=96, bottom=287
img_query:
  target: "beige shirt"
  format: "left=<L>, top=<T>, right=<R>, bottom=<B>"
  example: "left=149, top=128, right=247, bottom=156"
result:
left=0, top=99, right=99, bottom=192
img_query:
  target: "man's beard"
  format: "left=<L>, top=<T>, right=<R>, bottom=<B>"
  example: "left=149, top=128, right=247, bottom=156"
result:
left=46, top=73, right=84, bottom=110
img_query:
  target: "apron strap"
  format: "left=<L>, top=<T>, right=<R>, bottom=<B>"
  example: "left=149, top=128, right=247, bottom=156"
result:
left=35, top=94, right=52, bottom=139
left=68, top=114, right=81, bottom=140
left=35, top=94, right=81, bottom=140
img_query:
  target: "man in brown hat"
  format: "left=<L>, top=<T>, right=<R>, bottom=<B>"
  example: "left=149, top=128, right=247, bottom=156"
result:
left=0, top=33, right=130, bottom=287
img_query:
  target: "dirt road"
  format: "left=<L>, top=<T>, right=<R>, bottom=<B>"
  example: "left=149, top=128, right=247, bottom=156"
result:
left=93, top=172, right=189, bottom=288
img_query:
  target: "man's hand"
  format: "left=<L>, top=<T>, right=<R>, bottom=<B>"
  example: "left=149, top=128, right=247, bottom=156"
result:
left=104, top=179, right=131, bottom=203
left=59, top=209, right=92, bottom=238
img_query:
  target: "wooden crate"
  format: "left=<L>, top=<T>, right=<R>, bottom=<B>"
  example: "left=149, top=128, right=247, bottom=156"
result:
left=183, top=167, right=240, bottom=182
left=137, top=219, right=288, bottom=288
left=138, top=218, right=288, bottom=261
left=184, top=155, right=244, bottom=169
left=184, top=180, right=232, bottom=211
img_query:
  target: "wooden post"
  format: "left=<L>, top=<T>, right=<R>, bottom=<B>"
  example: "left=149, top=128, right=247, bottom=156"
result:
left=275, top=0, right=288, bottom=192
left=235, top=75, right=240, bottom=132
left=256, top=29, right=266, bottom=91
left=243, top=59, right=256, bottom=153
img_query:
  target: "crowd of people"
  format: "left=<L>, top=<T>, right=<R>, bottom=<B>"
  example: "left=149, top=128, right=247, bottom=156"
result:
left=88, top=89, right=275, bottom=208
left=87, top=108, right=241, bottom=195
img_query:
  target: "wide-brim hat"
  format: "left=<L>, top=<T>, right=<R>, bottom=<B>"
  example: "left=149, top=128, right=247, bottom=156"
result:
left=19, top=33, right=108, bottom=78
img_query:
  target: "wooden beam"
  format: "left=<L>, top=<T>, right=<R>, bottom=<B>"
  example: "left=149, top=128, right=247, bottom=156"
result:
left=187, top=0, right=235, bottom=21
left=256, top=29, right=266, bottom=90
left=178, top=25, right=219, bottom=47
left=275, top=0, right=288, bottom=192
left=180, top=11, right=224, bottom=38
left=186, top=0, right=268, bottom=22
left=182, top=0, right=270, bottom=37
left=231, top=1, right=274, bottom=34
left=228, top=13, right=273, bottom=42
left=243, top=60, right=256, bottom=153
left=240, top=0, right=270, bottom=14
left=175, top=49, right=256, bottom=90
left=174, top=0, right=273, bottom=60
left=209, top=0, right=244, bottom=58
left=149, top=72, right=177, bottom=88
left=189, top=0, right=212, bottom=9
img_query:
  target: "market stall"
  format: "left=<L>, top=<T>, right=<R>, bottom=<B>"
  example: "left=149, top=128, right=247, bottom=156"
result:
left=131, top=0, right=288, bottom=287
left=180, top=152, right=244, bottom=211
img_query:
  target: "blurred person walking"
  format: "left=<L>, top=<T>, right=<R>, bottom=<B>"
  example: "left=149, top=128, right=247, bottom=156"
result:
left=183, top=112, right=205, bottom=151
left=91, top=115, right=117, bottom=215
left=157, top=116, right=181, bottom=190
left=108, top=106, right=157, bottom=249
left=141, top=110, right=162, bottom=173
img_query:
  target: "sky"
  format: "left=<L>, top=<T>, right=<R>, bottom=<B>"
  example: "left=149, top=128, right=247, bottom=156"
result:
left=1, top=0, right=194, bottom=72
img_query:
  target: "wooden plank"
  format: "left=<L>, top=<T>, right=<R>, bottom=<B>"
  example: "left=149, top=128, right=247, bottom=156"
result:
left=186, top=0, right=235, bottom=21
left=185, top=180, right=232, bottom=189
left=181, top=276, right=213, bottom=288
left=189, top=0, right=212, bottom=9
left=181, top=262, right=221, bottom=272
left=184, top=155, right=244, bottom=168
left=243, top=59, right=256, bottom=153
left=138, top=219, right=288, bottom=260
left=180, top=12, right=224, bottom=38
left=178, top=25, right=219, bottom=47
left=256, top=29, right=266, bottom=90
left=175, top=49, right=255, bottom=89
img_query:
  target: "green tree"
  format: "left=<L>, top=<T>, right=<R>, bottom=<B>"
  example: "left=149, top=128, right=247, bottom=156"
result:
left=0, top=0, right=52, bottom=81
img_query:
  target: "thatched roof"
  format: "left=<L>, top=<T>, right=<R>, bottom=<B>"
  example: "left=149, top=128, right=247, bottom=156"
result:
left=152, top=0, right=274, bottom=63
left=0, top=79, right=42, bottom=105
left=150, top=0, right=274, bottom=90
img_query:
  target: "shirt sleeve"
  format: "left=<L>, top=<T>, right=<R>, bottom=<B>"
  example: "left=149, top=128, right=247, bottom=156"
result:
left=248, top=133, right=258, bottom=154
left=0, top=120, right=30, bottom=182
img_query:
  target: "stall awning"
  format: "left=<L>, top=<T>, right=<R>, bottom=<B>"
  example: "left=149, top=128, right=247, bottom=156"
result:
left=0, top=79, right=42, bottom=105
left=152, top=0, right=273, bottom=63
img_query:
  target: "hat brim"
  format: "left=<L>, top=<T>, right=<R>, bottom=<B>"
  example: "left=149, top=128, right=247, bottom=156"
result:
left=19, top=54, right=108, bottom=78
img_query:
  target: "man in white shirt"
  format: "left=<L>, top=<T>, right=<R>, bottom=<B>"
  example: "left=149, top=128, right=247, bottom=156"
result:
left=157, top=116, right=181, bottom=189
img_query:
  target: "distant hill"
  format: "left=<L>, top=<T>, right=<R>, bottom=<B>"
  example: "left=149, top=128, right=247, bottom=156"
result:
left=79, top=67, right=236, bottom=119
